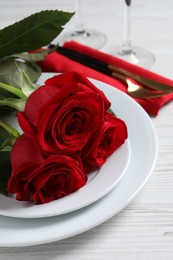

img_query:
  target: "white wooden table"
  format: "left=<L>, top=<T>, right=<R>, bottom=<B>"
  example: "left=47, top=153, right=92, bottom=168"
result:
left=0, top=0, right=173, bottom=259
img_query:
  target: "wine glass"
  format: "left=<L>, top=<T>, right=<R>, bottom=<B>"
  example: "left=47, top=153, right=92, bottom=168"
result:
left=113, top=0, right=155, bottom=69
left=59, top=0, right=107, bottom=49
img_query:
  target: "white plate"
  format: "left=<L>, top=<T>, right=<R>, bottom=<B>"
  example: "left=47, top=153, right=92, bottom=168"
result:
left=0, top=75, right=130, bottom=218
left=0, top=78, right=158, bottom=247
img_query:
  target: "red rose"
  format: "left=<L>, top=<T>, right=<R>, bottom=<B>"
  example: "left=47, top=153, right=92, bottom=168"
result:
left=81, top=112, right=128, bottom=172
left=45, top=71, right=111, bottom=110
left=18, top=72, right=110, bottom=155
left=7, top=135, right=87, bottom=204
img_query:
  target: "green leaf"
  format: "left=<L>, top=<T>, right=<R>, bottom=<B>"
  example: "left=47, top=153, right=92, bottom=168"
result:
left=0, top=106, right=14, bottom=115
left=0, top=10, right=74, bottom=59
left=9, top=48, right=54, bottom=62
left=0, top=98, right=26, bottom=111
left=0, top=122, right=17, bottom=194
left=17, top=67, right=38, bottom=97
left=0, top=88, right=17, bottom=100
left=0, top=120, right=20, bottom=143
left=0, top=81, right=26, bottom=98
left=0, top=150, right=11, bottom=195
left=25, top=60, right=41, bottom=74
left=0, top=87, right=19, bottom=114
left=0, top=123, right=12, bottom=149
left=0, top=59, right=41, bottom=88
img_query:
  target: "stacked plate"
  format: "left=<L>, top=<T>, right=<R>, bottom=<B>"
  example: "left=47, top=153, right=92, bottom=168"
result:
left=0, top=75, right=158, bottom=247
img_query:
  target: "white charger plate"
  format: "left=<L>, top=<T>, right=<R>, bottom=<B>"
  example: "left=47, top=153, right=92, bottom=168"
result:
left=0, top=75, right=130, bottom=218
left=0, top=78, right=158, bottom=247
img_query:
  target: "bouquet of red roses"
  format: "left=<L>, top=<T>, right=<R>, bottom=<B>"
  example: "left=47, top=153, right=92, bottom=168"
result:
left=0, top=71, right=128, bottom=204
left=0, top=9, right=126, bottom=204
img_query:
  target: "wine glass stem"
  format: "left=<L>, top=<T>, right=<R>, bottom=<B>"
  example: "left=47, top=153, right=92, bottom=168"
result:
left=75, top=0, right=85, bottom=33
left=121, top=2, right=133, bottom=54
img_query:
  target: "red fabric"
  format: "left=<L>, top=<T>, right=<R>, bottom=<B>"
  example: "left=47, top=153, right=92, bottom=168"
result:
left=38, top=41, right=173, bottom=116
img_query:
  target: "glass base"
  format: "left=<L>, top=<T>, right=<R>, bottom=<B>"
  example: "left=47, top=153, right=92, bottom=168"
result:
left=59, top=29, right=107, bottom=49
left=112, top=46, right=155, bottom=69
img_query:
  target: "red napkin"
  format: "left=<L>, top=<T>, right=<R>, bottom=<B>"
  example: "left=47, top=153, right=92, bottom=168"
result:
left=38, top=41, right=173, bottom=116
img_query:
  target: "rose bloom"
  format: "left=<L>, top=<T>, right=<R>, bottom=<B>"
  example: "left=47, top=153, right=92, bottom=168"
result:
left=7, top=135, right=87, bottom=204
left=18, top=72, right=111, bottom=155
left=81, top=112, right=128, bottom=172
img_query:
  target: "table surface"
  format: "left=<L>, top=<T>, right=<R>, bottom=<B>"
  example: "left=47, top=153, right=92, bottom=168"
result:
left=0, top=0, right=173, bottom=259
